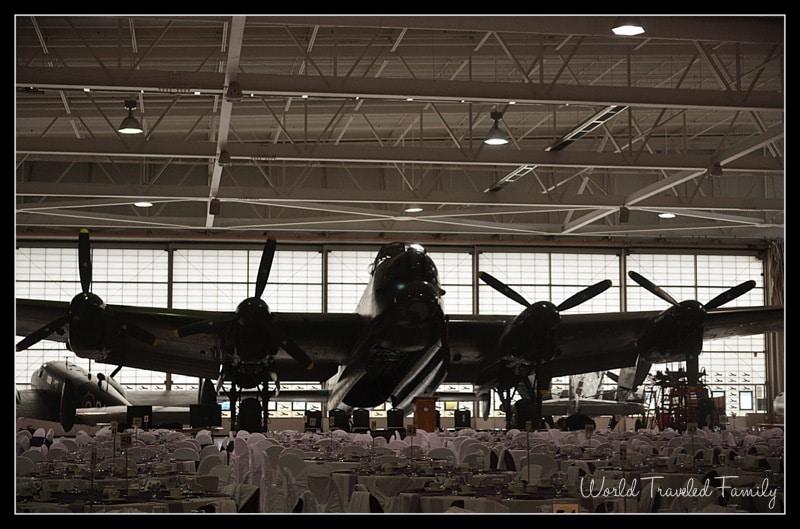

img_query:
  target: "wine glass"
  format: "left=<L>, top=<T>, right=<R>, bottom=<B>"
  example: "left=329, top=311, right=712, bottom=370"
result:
left=551, top=471, right=566, bottom=497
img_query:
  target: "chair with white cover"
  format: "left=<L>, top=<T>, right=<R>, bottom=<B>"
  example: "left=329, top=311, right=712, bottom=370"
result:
left=459, top=442, right=490, bottom=465
left=292, top=489, right=319, bottom=513
left=530, top=443, right=556, bottom=455
left=173, top=447, right=200, bottom=461
left=427, top=447, right=457, bottom=464
left=21, top=449, right=44, bottom=462
left=247, top=432, right=266, bottom=445
left=402, top=445, right=425, bottom=459
left=519, top=454, right=558, bottom=480
left=16, top=435, right=30, bottom=456
left=200, top=444, right=219, bottom=460
left=198, top=453, right=224, bottom=475
left=278, top=453, right=309, bottom=512
left=194, top=474, right=220, bottom=494
left=166, top=431, right=186, bottom=443
left=667, top=436, right=686, bottom=448
left=46, top=447, right=67, bottom=461
left=265, top=445, right=286, bottom=475
left=16, top=456, right=35, bottom=476
left=461, top=452, right=489, bottom=470
left=230, top=437, right=251, bottom=484
left=316, top=438, right=334, bottom=450
left=388, top=440, right=408, bottom=453
left=375, top=455, right=401, bottom=466
left=516, top=463, right=543, bottom=486
left=373, top=436, right=388, bottom=447
left=172, top=439, right=200, bottom=452
left=209, top=464, right=232, bottom=489
left=280, top=447, right=305, bottom=460
left=59, top=438, right=78, bottom=452
left=427, top=435, right=443, bottom=449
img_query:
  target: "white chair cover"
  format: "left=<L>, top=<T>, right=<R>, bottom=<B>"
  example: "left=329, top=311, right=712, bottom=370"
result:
left=519, top=454, right=558, bottom=480
left=21, top=449, right=44, bottom=462
left=173, top=447, right=200, bottom=461
left=197, top=453, right=224, bottom=475
left=516, top=463, right=543, bottom=486
left=16, top=456, right=35, bottom=476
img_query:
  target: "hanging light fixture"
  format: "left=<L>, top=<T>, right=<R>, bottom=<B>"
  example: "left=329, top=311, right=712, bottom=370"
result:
left=117, top=99, right=143, bottom=135
left=484, top=111, right=509, bottom=146
left=612, top=16, right=645, bottom=36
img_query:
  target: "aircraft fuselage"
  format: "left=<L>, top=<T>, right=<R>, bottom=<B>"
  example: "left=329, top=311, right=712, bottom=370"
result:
left=328, top=243, right=448, bottom=409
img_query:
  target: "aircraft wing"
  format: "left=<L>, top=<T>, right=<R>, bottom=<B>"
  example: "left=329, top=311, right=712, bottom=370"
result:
left=542, top=398, right=645, bottom=417
left=702, top=306, right=784, bottom=340
left=444, top=306, right=783, bottom=381
left=16, top=299, right=362, bottom=382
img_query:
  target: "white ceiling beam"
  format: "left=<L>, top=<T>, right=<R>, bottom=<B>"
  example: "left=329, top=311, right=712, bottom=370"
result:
left=17, top=67, right=783, bottom=111
left=634, top=207, right=766, bottom=225
left=561, top=125, right=784, bottom=233
left=206, top=16, right=246, bottom=228
left=249, top=16, right=783, bottom=44
left=15, top=137, right=783, bottom=173
left=16, top=182, right=783, bottom=212
left=16, top=210, right=783, bottom=238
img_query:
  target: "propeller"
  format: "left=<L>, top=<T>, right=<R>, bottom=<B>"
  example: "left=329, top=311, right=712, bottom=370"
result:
left=480, top=271, right=612, bottom=314
left=78, top=229, right=92, bottom=294
left=175, top=237, right=315, bottom=379
left=16, top=315, right=69, bottom=351
left=478, top=272, right=612, bottom=427
left=16, top=229, right=157, bottom=352
left=254, top=238, right=276, bottom=299
left=478, top=272, right=530, bottom=308
left=628, top=271, right=756, bottom=387
left=628, top=271, right=755, bottom=311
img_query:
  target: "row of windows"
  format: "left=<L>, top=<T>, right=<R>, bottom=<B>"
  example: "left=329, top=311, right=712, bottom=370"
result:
left=16, top=246, right=768, bottom=414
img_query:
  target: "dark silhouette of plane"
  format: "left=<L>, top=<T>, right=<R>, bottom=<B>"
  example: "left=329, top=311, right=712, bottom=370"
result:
left=17, top=232, right=783, bottom=431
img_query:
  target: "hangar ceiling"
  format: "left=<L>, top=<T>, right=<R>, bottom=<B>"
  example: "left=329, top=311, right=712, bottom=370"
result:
left=15, top=15, right=784, bottom=245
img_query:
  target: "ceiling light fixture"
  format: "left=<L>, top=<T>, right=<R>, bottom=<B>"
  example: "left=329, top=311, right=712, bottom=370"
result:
left=404, top=206, right=424, bottom=213
left=612, top=16, right=646, bottom=36
left=117, top=99, right=144, bottom=135
left=405, top=97, right=414, bottom=102
left=301, top=94, right=309, bottom=99
left=133, top=201, right=153, bottom=208
left=83, top=88, right=91, bottom=92
left=508, top=101, right=517, bottom=105
left=658, top=212, right=676, bottom=219
left=483, top=111, right=510, bottom=146
left=193, top=91, right=201, bottom=95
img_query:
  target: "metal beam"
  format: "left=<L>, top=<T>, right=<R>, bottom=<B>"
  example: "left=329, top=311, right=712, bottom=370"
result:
left=17, top=67, right=783, bottom=111
left=16, top=182, right=783, bottom=212
left=248, top=16, right=784, bottom=44
left=15, top=137, right=783, bottom=173
left=561, top=125, right=785, bottom=233
left=206, top=16, right=245, bottom=228
left=15, top=210, right=783, bottom=238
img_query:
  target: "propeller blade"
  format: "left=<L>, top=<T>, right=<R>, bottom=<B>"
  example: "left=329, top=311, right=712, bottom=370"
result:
left=78, top=229, right=92, bottom=294
left=279, top=336, right=315, bottom=370
left=605, top=371, right=619, bottom=383
left=556, top=279, right=612, bottom=312
left=628, top=271, right=679, bottom=307
left=120, top=321, right=157, bottom=346
left=16, top=314, right=70, bottom=351
left=704, top=280, right=756, bottom=311
left=254, top=238, right=277, bottom=299
left=478, top=271, right=531, bottom=308
left=175, top=316, right=236, bottom=338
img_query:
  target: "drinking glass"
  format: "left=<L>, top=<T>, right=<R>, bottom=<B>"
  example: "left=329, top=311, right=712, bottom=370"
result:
left=551, top=471, right=566, bottom=497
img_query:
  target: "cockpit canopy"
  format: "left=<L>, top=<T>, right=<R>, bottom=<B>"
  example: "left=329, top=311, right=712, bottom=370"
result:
left=371, top=242, right=426, bottom=274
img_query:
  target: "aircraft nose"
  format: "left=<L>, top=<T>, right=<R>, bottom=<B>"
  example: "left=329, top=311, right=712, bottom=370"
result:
left=394, top=281, right=439, bottom=320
